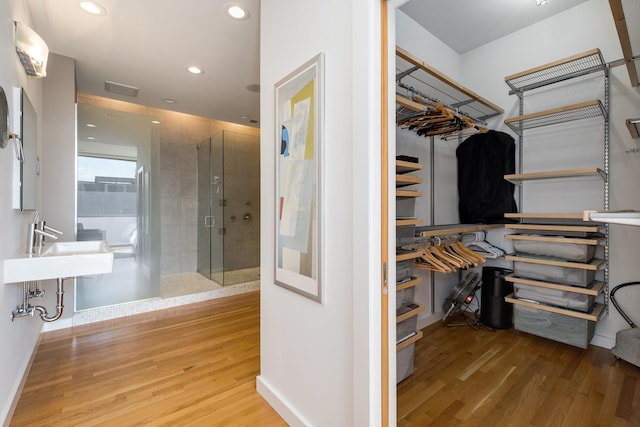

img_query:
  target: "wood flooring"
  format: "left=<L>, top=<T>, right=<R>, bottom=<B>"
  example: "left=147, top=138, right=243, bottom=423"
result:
left=12, top=291, right=640, bottom=426
left=397, top=313, right=640, bottom=426
left=10, top=291, right=286, bottom=427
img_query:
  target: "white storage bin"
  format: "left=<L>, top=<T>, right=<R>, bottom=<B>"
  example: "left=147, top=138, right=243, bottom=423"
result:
left=513, top=239, right=595, bottom=262
left=514, top=283, right=594, bottom=312
left=513, top=261, right=595, bottom=288
left=514, top=305, right=595, bottom=349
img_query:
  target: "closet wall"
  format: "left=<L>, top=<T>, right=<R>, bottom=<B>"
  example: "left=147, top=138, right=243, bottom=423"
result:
left=397, top=0, right=640, bottom=346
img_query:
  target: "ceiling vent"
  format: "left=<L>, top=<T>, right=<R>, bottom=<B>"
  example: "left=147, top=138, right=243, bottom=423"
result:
left=105, top=80, right=139, bottom=97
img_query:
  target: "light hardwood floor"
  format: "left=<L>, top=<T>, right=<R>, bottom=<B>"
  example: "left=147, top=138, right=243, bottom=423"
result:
left=11, top=291, right=286, bottom=426
left=398, top=313, right=640, bottom=426
left=12, top=292, right=640, bottom=426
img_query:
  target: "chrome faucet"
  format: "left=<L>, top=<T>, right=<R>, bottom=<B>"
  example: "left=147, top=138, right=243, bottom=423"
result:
left=27, top=212, right=63, bottom=255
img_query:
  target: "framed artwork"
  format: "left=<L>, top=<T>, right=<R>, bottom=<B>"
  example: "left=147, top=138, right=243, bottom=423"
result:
left=274, top=53, right=324, bottom=302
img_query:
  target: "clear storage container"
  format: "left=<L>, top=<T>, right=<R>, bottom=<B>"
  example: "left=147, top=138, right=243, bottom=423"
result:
left=513, top=305, right=595, bottom=349
left=514, top=282, right=594, bottom=312
left=513, top=260, right=595, bottom=287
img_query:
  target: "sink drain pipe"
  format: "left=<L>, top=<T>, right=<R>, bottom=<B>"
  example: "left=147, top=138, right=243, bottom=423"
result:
left=32, top=278, right=65, bottom=322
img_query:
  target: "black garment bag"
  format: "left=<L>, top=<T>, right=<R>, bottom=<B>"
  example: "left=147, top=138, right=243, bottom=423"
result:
left=456, top=130, right=517, bottom=224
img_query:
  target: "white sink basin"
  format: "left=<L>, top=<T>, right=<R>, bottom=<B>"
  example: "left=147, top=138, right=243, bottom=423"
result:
left=4, top=240, right=114, bottom=283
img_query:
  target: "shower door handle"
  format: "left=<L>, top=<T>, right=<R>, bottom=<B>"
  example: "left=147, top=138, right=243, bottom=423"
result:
left=204, top=216, right=215, bottom=228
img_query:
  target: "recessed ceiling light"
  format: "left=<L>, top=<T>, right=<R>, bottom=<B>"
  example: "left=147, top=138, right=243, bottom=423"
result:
left=80, top=1, right=106, bottom=15
left=86, top=123, right=96, bottom=128
left=225, top=3, right=249, bottom=20
left=151, top=120, right=160, bottom=125
left=187, top=66, right=204, bottom=75
left=162, top=97, right=178, bottom=104
left=536, top=0, right=548, bottom=5
left=87, top=136, right=95, bottom=140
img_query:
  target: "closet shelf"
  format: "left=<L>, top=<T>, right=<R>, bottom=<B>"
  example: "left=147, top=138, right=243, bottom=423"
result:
left=505, top=275, right=604, bottom=296
left=505, top=254, right=604, bottom=271
left=504, top=167, right=606, bottom=183
left=396, top=218, right=422, bottom=227
left=396, top=174, right=423, bottom=187
left=505, top=212, right=590, bottom=221
left=504, top=48, right=607, bottom=94
left=504, top=294, right=605, bottom=322
left=504, top=100, right=606, bottom=135
left=397, top=303, right=425, bottom=323
left=506, top=234, right=603, bottom=246
left=415, top=224, right=503, bottom=238
left=397, top=330, right=423, bottom=351
left=396, top=189, right=422, bottom=199
left=396, top=250, right=423, bottom=262
left=396, top=46, right=503, bottom=122
left=397, top=276, right=423, bottom=291
left=505, top=223, right=603, bottom=234
left=396, top=159, right=423, bottom=174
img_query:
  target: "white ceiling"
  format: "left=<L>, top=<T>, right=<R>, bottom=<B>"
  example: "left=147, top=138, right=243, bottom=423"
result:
left=26, top=0, right=261, bottom=127
left=401, top=0, right=591, bottom=54
left=24, top=0, right=594, bottom=128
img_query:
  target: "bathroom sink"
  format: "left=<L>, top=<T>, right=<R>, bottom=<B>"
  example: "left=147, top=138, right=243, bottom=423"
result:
left=4, top=240, right=114, bottom=283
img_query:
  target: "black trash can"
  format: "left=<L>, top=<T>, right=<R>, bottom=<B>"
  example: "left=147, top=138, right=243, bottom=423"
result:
left=480, top=266, right=514, bottom=329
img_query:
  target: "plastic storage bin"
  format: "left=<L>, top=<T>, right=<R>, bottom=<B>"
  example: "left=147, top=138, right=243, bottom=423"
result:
left=396, top=343, right=415, bottom=383
left=513, top=239, right=595, bottom=262
left=513, top=260, right=595, bottom=288
left=396, top=285, right=416, bottom=310
left=513, top=305, right=595, bottom=348
left=514, top=282, right=594, bottom=312
left=396, top=303, right=419, bottom=341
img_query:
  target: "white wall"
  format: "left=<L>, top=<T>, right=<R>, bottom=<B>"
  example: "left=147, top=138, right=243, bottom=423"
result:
left=258, top=0, right=381, bottom=425
left=0, top=1, right=46, bottom=424
left=38, top=53, right=77, bottom=331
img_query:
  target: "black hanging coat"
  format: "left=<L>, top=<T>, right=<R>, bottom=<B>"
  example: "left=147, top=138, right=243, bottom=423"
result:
left=456, top=130, right=518, bottom=224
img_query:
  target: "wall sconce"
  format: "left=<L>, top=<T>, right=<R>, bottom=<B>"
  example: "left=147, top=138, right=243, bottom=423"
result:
left=627, top=119, right=640, bottom=139
left=14, top=21, right=49, bottom=78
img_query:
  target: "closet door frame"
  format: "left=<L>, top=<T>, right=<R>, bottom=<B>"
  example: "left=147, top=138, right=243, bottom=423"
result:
left=381, top=0, right=409, bottom=425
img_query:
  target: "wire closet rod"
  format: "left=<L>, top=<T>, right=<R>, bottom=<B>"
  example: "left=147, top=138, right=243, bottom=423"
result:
left=396, top=82, right=487, bottom=126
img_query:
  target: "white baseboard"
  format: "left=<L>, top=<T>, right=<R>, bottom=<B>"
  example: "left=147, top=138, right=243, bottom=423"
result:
left=256, top=375, right=310, bottom=427
left=591, top=333, right=615, bottom=349
left=2, top=333, right=41, bottom=427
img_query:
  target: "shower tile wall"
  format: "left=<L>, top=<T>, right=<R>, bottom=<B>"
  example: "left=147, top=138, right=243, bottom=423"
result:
left=223, top=132, right=261, bottom=271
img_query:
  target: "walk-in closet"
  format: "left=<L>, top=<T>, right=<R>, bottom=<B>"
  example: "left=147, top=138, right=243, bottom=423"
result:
left=390, top=1, right=640, bottom=425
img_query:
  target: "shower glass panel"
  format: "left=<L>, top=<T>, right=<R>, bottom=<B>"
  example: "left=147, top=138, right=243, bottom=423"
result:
left=197, top=130, right=260, bottom=285
left=76, top=104, right=161, bottom=310
left=197, top=136, right=224, bottom=282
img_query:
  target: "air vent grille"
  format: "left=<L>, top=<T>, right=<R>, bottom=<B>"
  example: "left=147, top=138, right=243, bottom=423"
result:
left=105, top=81, right=139, bottom=97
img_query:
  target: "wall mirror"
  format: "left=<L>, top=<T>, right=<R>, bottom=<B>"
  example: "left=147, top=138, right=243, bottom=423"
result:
left=13, top=88, right=38, bottom=211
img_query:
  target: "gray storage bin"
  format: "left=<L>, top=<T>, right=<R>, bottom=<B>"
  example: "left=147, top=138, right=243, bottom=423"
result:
left=513, top=261, right=595, bottom=288
left=396, top=259, right=415, bottom=284
left=396, top=342, right=415, bottom=383
left=513, top=239, right=595, bottom=262
left=396, top=285, right=416, bottom=311
left=396, top=310, right=418, bottom=342
left=514, top=305, right=595, bottom=349
left=514, top=282, right=594, bottom=312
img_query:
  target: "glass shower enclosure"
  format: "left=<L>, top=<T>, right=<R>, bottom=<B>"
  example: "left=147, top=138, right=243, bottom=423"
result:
left=197, top=130, right=260, bottom=286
